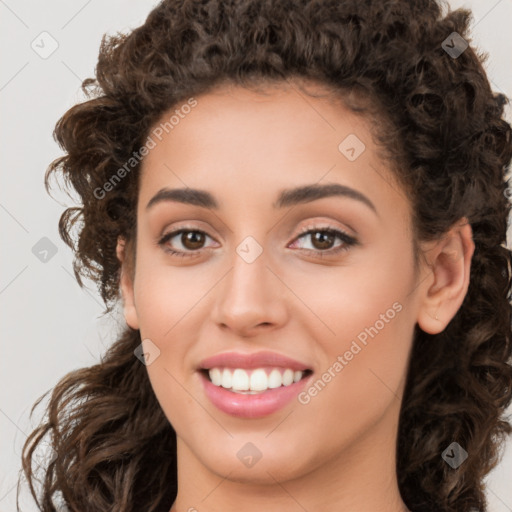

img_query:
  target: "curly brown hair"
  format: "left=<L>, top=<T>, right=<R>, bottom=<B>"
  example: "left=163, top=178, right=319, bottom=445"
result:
left=18, top=0, right=512, bottom=511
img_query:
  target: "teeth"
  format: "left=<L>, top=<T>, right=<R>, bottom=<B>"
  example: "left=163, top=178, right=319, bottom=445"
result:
left=208, top=367, right=306, bottom=393
left=250, top=369, right=268, bottom=391
left=209, top=368, right=222, bottom=386
left=221, top=368, right=232, bottom=389
left=268, top=369, right=282, bottom=389
left=282, top=369, right=294, bottom=386
left=232, top=369, right=249, bottom=391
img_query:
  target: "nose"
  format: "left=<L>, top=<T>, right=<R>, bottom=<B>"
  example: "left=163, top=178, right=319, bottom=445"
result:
left=211, top=242, right=288, bottom=338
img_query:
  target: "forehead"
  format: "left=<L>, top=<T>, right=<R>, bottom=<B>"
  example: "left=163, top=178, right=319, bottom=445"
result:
left=139, top=83, right=377, bottom=179
left=136, top=83, right=409, bottom=226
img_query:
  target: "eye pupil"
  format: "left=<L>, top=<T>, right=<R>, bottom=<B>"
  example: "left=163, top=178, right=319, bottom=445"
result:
left=183, top=231, right=205, bottom=249
left=312, top=231, right=334, bottom=250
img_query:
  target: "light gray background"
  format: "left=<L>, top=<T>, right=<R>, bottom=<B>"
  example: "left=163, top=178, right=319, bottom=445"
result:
left=1, top=1, right=511, bottom=511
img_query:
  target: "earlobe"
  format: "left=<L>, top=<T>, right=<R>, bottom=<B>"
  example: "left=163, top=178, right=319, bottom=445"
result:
left=116, top=236, right=139, bottom=331
left=416, top=219, right=475, bottom=335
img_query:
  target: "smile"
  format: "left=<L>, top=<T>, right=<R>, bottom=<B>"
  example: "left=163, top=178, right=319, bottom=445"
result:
left=206, top=367, right=310, bottom=393
left=197, top=351, right=314, bottom=418
left=199, top=371, right=313, bottom=418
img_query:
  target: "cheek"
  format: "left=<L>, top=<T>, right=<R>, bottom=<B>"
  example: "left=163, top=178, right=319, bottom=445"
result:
left=132, top=254, right=207, bottom=420
left=145, top=364, right=201, bottom=441
left=294, top=301, right=413, bottom=455
left=292, top=245, right=414, bottom=414
left=133, top=257, right=209, bottom=337
left=283, top=243, right=410, bottom=342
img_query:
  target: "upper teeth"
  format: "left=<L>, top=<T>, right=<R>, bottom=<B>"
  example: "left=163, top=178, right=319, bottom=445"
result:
left=208, top=367, right=304, bottom=393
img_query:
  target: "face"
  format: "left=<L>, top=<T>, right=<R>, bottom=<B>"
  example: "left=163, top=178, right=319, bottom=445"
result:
left=118, top=81, right=463, bottom=488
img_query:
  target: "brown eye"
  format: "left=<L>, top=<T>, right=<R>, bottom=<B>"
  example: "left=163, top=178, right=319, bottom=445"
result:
left=158, top=225, right=357, bottom=260
left=309, top=231, right=336, bottom=250
left=291, top=226, right=358, bottom=258
left=180, top=231, right=206, bottom=250
left=157, top=228, right=216, bottom=258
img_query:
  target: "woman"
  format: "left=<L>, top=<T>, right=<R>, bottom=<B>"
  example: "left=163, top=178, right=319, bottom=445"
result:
left=19, top=0, right=512, bottom=511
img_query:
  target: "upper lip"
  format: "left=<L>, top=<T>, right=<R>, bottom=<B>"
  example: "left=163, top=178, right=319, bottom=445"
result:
left=198, top=351, right=312, bottom=371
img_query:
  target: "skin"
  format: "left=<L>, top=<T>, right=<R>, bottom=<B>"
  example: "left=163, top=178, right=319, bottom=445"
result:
left=116, top=81, right=474, bottom=512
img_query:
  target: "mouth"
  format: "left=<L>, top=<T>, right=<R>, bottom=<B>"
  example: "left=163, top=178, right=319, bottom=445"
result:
left=199, top=367, right=314, bottom=394
left=197, top=350, right=314, bottom=418
left=198, top=367, right=313, bottom=420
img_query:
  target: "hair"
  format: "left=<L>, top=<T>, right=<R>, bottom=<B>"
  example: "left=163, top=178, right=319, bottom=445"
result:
left=18, top=0, right=512, bottom=511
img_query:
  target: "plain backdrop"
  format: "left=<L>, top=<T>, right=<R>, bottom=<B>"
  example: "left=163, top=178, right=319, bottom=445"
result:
left=1, top=0, right=511, bottom=511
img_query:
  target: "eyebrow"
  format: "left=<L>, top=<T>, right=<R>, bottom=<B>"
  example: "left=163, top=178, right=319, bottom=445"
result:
left=146, top=183, right=377, bottom=215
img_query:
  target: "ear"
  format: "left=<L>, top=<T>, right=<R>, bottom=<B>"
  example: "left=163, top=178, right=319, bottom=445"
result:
left=116, top=236, right=139, bottom=330
left=416, top=218, right=475, bottom=334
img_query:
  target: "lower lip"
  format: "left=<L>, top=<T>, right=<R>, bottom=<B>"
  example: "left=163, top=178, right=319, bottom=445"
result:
left=199, top=371, right=312, bottom=419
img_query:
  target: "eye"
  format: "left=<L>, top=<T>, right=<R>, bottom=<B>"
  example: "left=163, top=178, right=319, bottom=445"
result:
left=157, top=227, right=217, bottom=258
left=289, top=225, right=358, bottom=258
left=157, top=224, right=358, bottom=259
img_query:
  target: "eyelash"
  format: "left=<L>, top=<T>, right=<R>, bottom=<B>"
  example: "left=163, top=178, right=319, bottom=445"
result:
left=157, top=224, right=358, bottom=259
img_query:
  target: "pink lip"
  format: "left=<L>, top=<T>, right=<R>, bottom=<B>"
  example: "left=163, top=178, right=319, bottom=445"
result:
left=198, top=350, right=311, bottom=371
left=199, top=371, right=313, bottom=419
